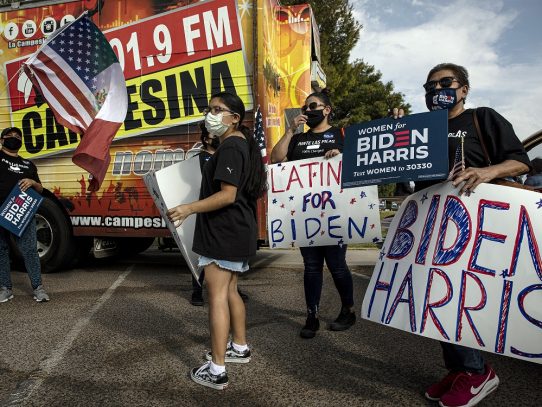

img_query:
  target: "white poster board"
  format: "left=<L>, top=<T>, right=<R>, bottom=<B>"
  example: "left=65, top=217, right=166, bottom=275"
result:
left=268, top=154, right=382, bottom=248
left=144, top=157, right=201, bottom=280
left=361, top=182, right=542, bottom=364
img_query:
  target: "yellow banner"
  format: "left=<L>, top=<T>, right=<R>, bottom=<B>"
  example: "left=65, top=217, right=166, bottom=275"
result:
left=15, top=50, right=252, bottom=160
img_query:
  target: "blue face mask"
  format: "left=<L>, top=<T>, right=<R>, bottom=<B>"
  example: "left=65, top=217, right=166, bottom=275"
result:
left=425, top=88, right=460, bottom=111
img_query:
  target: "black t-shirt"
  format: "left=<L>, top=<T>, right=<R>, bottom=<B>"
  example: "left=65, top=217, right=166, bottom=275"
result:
left=192, top=136, right=257, bottom=261
left=198, top=149, right=213, bottom=172
left=286, top=126, right=343, bottom=161
left=416, top=107, right=531, bottom=191
left=0, top=150, right=40, bottom=203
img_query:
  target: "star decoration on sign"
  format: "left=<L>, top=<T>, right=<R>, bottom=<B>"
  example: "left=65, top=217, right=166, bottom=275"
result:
left=500, top=269, right=508, bottom=278
left=309, top=240, right=314, bottom=245
left=272, top=198, right=277, bottom=204
left=421, top=193, right=428, bottom=204
left=350, top=198, right=357, bottom=204
left=338, top=239, right=344, bottom=247
left=313, top=172, right=317, bottom=177
left=289, top=196, right=294, bottom=201
left=369, top=203, right=375, bottom=209
left=290, top=210, right=295, bottom=216
left=360, top=191, right=367, bottom=199
left=281, top=166, right=286, bottom=172
left=320, top=211, right=325, bottom=218
left=272, top=243, right=276, bottom=248
left=379, top=250, right=386, bottom=260
left=537, top=198, right=542, bottom=209
left=320, top=230, right=326, bottom=235
left=370, top=224, right=375, bottom=229
left=291, top=242, right=296, bottom=247
left=372, top=237, right=380, bottom=243
left=280, top=203, right=285, bottom=208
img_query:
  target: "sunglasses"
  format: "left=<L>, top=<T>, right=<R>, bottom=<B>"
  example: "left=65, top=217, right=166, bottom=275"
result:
left=301, top=102, right=326, bottom=113
left=423, top=77, right=460, bottom=92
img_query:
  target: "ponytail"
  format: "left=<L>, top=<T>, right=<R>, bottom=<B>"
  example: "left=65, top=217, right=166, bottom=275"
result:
left=239, top=123, right=267, bottom=200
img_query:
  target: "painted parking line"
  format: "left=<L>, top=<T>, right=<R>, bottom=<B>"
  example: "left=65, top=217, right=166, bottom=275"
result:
left=3, top=265, right=134, bottom=406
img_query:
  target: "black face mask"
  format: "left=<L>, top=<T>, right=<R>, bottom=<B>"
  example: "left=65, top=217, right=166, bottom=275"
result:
left=305, top=109, right=326, bottom=128
left=2, top=137, right=22, bottom=151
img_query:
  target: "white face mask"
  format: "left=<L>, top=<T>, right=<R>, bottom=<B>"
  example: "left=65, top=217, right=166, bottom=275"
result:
left=205, top=112, right=230, bottom=137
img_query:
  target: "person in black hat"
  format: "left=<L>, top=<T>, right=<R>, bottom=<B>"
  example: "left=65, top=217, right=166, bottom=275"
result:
left=0, top=126, right=49, bottom=303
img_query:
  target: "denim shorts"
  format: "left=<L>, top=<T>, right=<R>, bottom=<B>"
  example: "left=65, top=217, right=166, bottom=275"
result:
left=198, top=256, right=249, bottom=273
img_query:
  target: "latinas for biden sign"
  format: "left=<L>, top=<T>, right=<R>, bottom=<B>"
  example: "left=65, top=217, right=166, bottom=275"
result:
left=342, top=110, right=449, bottom=187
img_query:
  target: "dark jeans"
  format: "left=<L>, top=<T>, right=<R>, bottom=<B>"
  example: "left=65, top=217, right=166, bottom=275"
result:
left=0, top=219, right=42, bottom=290
left=299, top=245, right=354, bottom=314
left=441, top=342, right=485, bottom=374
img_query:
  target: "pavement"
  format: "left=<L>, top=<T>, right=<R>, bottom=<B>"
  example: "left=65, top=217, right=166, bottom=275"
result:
left=250, top=247, right=379, bottom=270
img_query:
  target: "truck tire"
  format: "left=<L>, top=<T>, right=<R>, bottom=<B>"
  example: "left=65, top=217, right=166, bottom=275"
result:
left=35, top=197, right=74, bottom=272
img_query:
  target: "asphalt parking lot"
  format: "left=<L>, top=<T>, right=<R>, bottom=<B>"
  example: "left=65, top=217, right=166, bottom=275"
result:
left=1, top=247, right=541, bottom=406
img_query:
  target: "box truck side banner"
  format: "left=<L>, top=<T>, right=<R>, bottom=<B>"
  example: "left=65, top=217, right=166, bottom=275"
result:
left=3, top=0, right=252, bottom=160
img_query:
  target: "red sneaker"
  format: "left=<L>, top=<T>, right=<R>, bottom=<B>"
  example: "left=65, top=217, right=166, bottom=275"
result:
left=425, top=371, right=461, bottom=401
left=439, top=365, right=499, bottom=407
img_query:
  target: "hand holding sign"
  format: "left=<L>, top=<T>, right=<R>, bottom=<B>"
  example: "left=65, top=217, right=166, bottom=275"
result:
left=167, top=203, right=193, bottom=228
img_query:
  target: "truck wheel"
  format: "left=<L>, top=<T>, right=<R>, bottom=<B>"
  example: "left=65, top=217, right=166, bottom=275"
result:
left=35, top=197, right=74, bottom=272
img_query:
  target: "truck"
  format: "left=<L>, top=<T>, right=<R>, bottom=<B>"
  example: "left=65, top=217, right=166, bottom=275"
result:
left=0, top=0, right=325, bottom=270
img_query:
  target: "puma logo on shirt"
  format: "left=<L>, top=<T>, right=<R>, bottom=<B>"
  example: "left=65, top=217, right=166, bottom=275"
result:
left=226, top=167, right=234, bottom=174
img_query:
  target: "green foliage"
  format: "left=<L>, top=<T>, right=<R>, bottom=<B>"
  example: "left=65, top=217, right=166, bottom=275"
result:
left=378, top=183, right=396, bottom=198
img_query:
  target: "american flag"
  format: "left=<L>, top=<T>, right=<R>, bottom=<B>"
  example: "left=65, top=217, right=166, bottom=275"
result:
left=447, top=139, right=465, bottom=180
left=23, top=13, right=127, bottom=191
left=254, top=105, right=268, bottom=166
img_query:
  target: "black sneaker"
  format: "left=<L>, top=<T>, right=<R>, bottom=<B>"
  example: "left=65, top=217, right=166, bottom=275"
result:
left=191, top=290, right=204, bottom=306
left=190, top=362, right=228, bottom=390
left=329, top=307, right=356, bottom=331
left=205, top=341, right=251, bottom=363
left=300, top=314, right=320, bottom=339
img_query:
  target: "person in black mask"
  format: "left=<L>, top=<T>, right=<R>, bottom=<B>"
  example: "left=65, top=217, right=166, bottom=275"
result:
left=415, top=63, right=530, bottom=407
left=270, top=89, right=356, bottom=339
left=0, top=127, right=49, bottom=303
left=191, top=122, right=249, bottom=306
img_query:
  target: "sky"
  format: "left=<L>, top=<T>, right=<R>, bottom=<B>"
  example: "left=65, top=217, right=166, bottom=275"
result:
left=350, top=0, right=542, bottom=140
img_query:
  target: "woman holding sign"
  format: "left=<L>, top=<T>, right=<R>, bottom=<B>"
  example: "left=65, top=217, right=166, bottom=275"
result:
left=270, top=90, right=356, bottom=339
left=0, top=127, right=49, bottom=303
left=419, top=63, right=531, bottom=407
left=167, top=92, right=266, bottom=390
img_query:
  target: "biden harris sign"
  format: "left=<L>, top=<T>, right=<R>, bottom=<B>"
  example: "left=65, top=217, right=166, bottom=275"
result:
left=342, top=110, right=449, bottom=188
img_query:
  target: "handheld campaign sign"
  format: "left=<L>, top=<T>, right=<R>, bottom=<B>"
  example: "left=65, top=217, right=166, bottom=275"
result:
left=342, top=110, right=448, bottom=188
left=361, top=182, right=542, bottom=364
left=268, top=155, right=381, bottom=248
left=0, top=185, right=43, bottom=237
left=144, top=157, right=201, bottom=281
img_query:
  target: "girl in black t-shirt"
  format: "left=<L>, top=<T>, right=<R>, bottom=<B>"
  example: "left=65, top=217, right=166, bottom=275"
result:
left=270, top=90, right=356, bottom=340
left=167, top=92, right=266, bottom=390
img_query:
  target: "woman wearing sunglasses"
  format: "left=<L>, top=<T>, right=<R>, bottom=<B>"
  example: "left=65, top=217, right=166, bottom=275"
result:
left=418, top=63, right=531, bottom=407
left=167, top=92, right=266, bottom=390
left=270, top=90, right=356, bottom=339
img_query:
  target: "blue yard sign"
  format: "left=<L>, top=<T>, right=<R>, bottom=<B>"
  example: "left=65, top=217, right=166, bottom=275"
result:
left=341, top=110, right=449, bottom=188
left=0, top=185, right=43, bottom=237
